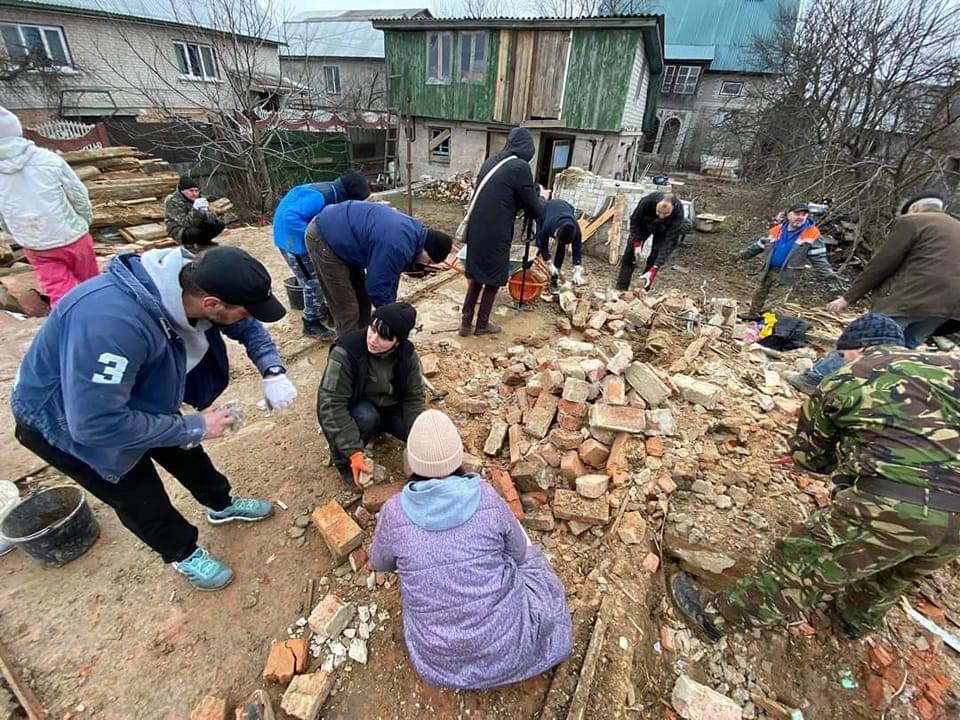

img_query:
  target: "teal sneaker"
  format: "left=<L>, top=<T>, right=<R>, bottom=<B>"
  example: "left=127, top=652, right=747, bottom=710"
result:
left=206, top=496, right=274, bottom=525
left=172, top=547, right=233, bottom=591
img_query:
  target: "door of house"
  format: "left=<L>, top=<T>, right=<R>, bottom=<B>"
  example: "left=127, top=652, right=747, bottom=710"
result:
left=537, top=134, right=574, bottom=188
left=507, top=31, right=570, bottom=124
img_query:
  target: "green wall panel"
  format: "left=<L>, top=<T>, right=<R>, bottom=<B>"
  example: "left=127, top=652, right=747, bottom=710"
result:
left=562, top=29, right=639, bottom=131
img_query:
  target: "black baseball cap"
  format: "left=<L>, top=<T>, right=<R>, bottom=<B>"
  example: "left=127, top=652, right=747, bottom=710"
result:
left=190, top=246, right=286, bottom=322
left=788, top=202, right=810, bottom=213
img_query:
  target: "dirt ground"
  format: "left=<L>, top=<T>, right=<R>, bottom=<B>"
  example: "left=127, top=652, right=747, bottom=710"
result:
left=0, top=181, right=957, bottom=720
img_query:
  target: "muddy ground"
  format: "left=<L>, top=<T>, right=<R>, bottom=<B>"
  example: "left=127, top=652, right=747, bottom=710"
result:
left=0, top=179, right=956, bottom=720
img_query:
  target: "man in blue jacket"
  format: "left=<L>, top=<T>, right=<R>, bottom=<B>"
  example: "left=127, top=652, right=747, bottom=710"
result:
left=11, top=246, right=297, bottom=591
left=536, top=199, right=586, bottom=289
left=272, top=169, right=371, bottom=339
left=305, top=200, right=452, bottom=336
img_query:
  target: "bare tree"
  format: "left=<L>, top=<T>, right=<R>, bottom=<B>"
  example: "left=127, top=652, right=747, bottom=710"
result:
left=721, top=0, right=960, bottom=256
left=435, top=0, right=513, bottom=18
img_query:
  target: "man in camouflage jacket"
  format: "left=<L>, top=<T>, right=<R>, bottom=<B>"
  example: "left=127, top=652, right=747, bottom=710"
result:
left=164, top=176, right=224, bottom=248
left=672, top=313, right=960, bottom=641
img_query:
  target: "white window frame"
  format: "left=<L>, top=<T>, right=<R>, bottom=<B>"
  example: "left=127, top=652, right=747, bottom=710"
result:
left=458, top=30, right=488, bottom=83
left=173, top=40, right=220, bottom=82
left=660, top=65, right=677, bottom=93
left=428, top=126, right=451, bottom=164
left=1, top=22, right=72, bottom=69
left=323, top=65, right=341, bottom=95
left=662, top=64, right=701, bottom=95
left=719, top=80, right=744, bottom=98
left=426, top=31, right=452, bottom=85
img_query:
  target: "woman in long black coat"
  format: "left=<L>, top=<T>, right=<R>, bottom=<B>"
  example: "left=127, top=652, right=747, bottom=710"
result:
left=460, top=127, right=543, bottom=336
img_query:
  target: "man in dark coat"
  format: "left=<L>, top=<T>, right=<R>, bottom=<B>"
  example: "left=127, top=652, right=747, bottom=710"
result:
left=537, top=199, right=585, bottom=288
left=460, top=127, right=543, bottom=336
left=306, top=201, right=452, bottom=337
left=615, top=191, right=685, bottom=292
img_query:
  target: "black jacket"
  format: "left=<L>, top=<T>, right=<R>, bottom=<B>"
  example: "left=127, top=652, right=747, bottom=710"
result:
left=464, top=128, right=543, bottom=287
left=536, top=199, right=580, bottom=257
left=629, top=192, right=685, bottom=266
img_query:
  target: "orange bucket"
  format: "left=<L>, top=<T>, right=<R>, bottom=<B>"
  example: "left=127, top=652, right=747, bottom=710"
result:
left=507, top=257, right=550, bottom=303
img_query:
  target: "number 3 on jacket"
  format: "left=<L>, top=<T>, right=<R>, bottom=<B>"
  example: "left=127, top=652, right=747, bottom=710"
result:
left=91, top=352, right=129, bottom=384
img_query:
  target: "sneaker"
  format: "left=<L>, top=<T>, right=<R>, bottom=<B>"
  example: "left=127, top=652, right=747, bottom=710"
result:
left=784, top=371, right=820, bottom=396
left=207, top=496, right=274, bottom=524
left=172, top=547, right=233, bottom=591
left=458, top=323, right=473, bottom=337
left=474, top=323, right=502, bottom=336
left=549, top=275, right=560, bottom=290
left=669, top=573, right=723, bottom=642
left=303, top=318, right=335, bottom=339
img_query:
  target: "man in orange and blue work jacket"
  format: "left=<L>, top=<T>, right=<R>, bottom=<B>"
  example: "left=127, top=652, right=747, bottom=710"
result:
left=739, top=202, right=842, bottom=316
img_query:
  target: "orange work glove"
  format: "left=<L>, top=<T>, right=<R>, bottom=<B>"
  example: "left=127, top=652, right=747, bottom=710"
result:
left=349, top=451, right=372, bottom=484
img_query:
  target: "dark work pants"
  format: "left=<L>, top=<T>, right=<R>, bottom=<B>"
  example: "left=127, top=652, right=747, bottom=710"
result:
left=15, top=422, right=231, bottom=564
left=616, top=233, right=676, bottom=290
left=324, top=401, right=408, bottom=468
left=181, top=217, right=225, bottom=246
left=461, top=279, right=499, bottom=328
left=306, top=224, right=371, bottom=337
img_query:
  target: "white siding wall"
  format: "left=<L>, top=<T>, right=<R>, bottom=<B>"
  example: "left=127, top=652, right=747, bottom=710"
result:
left=620, top=34, right=649, bottom=133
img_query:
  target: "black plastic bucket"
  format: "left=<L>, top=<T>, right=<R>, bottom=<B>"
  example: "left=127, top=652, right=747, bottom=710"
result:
left=0, top=485, right=100, bottom=567
left=283, top=276, right=304, bottom=311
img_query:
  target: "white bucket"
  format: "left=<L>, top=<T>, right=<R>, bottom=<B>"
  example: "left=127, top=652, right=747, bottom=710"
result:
left=0, top=481, right=21, bottom=556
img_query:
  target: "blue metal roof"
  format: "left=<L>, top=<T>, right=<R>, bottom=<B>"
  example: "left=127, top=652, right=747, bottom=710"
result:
left=642, top=0, right=799, bottom=72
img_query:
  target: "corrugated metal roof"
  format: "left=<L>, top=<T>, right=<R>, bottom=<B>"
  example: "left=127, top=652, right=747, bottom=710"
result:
left=666, top=43, right=715, bottom=61
left=372, top=14, right=661, bottom=28
left=16, top=0, right=281, bottom=41
left=642, top=0, right=799, bottom=72
left=283, top=8, right=429, bottom=59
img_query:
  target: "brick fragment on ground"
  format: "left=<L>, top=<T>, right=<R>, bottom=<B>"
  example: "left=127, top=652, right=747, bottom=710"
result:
left=281, top=672, right=335, bottom=720
left=308, top=593, right=356, bottom=638
left=349, top=547, right=368, bottom=572
left=590, top=403, right=645, bottom=434
left=262, top=637, right=309, bottom=683
left=525, top=392, right=559, bottom=439
left=461, top=452, right=483, bottom=474
left=645, top=408, right=676, bottom=436
left=671, top=674, right=743, bottom=720
left=575, top=474, right=608, bottom=499
left=646, top=436, right=665, bottom=457
left=361, top=481, right=405, bottom=513
left=550, top=427, right=585, bottom=451
left=311, top=501, right=363, bottom=559
left=672, top=374, right=722, bottom=409
left=624, top=362, right=671, bottom=406
left=557, top=411, right=585, bottom=431
left=558, top=398, right=589, bottom=417
left=581, top=358, right=606, bottom=382
left=560, top=451, right=587, bottom=482
left=484, top=419, right=509, bottom=455
left=641, top=552, right=660, bottom=572
left=508, top=423, right=522, bottom=464
left=567, top=519, right=594, bottom=535
left=522, top=506, right=556, bottom=532
left=606, top=347, right=633, bottom=375
left=190, top=696, right=229, bottom=720
left=421, top=352, right=440, bottom=377
left=607, top=433, right=630, bottom=484
left=512, top=461, right=549, bottom=493
left=553, top=488, right=609, bottom=525
left=489, top=469, right=524, bottom=519
left=460, top=397, right=488, bottom=414
left=602, top=375, right=627, bottom=406
left=617, top=512, right=647, bottom=545
left=578, top=438, right=610, bottom=468
left=562, top=377, right=592, bottom=403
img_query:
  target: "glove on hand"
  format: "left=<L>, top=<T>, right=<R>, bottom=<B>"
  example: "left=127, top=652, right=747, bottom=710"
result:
left=349, top=451, right=372, bottom=484
left=633, top=244, right=643, bottom=263
left=262, top=374, right=297, bottom=409
left=547, top=260, right=559, bottom=277
left=640, top=266, right=659, bottom=291
left=571, top=265, right=586, bottom=285
left=192, top=197, right=210, bottom=211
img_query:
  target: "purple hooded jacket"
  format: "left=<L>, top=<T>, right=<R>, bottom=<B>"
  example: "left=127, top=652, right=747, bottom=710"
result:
left=369, top=476, right=572, bottom=689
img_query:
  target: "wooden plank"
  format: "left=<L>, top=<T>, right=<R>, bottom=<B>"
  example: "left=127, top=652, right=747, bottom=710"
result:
left=529, top=32, right=566, bottom=119
left=428, top=128, right=451, bottom=150
left=91, top=202, right=165, bottom=229
left=118, top=197, right=157, bottom=206
left=539, top=603, right=600, bottom=720
left=565, top=593, right=616, bottom=720
left=208, top=197, right=234, bottom=214
left=86, top=175, right=179, bottom=203
left=73, top=165, right=100, bottom=181
left=509, top=30, right=535, bottom=125
left=91, top=156, right=140, bottom=171
left=0, top=637, right=49, bottom=720
left=579, top=204, right=617, bottom=243
left=606, top=194, right=625, bottom=265
left=493, top=29, right=512, bottom=123
left=119, top=222, right=167, bottom=242
left=59, top=146, right=137, bottom=164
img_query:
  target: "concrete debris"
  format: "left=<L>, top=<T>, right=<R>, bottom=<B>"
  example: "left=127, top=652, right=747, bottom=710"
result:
left=672, top=675, right=743, bottom=720
left=574, top=474, right=608, bottom=499
left=624, top=362, right=671, bottom=406
left=673, top=374, right=722, bottom=409
left=281, top=672, right=335, bottom=720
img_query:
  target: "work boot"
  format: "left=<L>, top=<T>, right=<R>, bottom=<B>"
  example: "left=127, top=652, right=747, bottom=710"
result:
left=206, top=496, right=274, bottom=525
left=834, top=614, right=867, bottom=641
left=458, top=322, right=473, bottom=337
left=474, top=323, right=502, bottom=336
left=172, top=547, right=234, bottom=591
left=670, top=573, right=724, bottom=642
left=784, top=371, right=820, bottom=396
left=303, top=317, right=335, bottom=339
left=549, top=274, right=560, bottom=291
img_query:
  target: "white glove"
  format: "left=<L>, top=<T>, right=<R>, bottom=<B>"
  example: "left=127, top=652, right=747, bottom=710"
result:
left=263, top=374, right=297, bottom=409
left=633, top=245, right=643, bottom=262
left=571, top=265, right=586, bottom=286
left=192, top=197, right=210, bottom=211
left=547, top=260, right=559, bottom=277
left=640, top=271, right=653, bottom=290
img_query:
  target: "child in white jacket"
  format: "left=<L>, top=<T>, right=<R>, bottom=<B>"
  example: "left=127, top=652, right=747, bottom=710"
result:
left=0, top=107, right=98, bottom=305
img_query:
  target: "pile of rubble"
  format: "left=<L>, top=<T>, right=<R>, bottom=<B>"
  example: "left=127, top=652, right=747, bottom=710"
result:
left=414, top=171, right=474, bottom=204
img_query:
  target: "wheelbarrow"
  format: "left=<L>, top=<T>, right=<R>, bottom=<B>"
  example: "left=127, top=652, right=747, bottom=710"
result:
left=447, top=246, right=551, bottom=303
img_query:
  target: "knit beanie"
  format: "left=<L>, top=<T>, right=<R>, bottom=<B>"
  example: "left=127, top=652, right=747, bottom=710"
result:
left=406, top=410, right=464, bottom=479
left=423, top=228, right=452, bottom=263
left=178, top=175, right=200, bottom=191
left=836, top=313, right=905, bottom=350
left=339, top=169, right=371, bottom=200
left=371, top=302, right=417, bottom=341
left=0, top=107, right=23, bottom=139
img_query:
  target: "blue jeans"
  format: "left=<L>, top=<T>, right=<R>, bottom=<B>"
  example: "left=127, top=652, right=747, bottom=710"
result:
left=280, top=249, right=329, bottom=323
left=807, top=316, right=945, bottom=382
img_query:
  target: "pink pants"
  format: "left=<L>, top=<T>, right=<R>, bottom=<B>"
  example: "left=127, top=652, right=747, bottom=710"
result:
left=23, top=233, right=100, bottom=306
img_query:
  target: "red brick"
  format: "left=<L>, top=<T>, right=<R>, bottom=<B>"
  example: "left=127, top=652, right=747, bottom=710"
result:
left=601, top=376, right=627, bottom=406
left=557, top=412, right=585, bottom=431
left=502, top=363, right=528, bottom=386
left=521, top=490, right=549, bottom=507
left=190, top=696, right=228, bottom=720
left=538, top=443, right=562, bottom=468
left=641, top=552, right=661, bottom=573
left=589, top=403, right=645, bottom=434
left=353, top=505, right=374, bottom=526
left=349, top=547, right=368, bottom=572
left=460, top=398, right=488, bottom=414
left=262, top=637, right=309, bottom=683
left=509, top=424, right=522, bottom=464
left=308, top=593, right=355, bottom=637
left=421, top=352, right=440, bottom=377
left=560, top=451, right=587, bottom=483
left=583, top=328, right=601, bottom=341
left=656, top=472, right=677, bottom=495
left=578, top=439, right=610, bottom=468
left=607, top=433, right=630, bottom=484
left=361, top=481, right=405, bottom=513
left=490, top=469, right=524, bottom=519
left=865, top=673, right=887, bottom=711
left=516, top=386, right=530, bottom=417
left=552, top=488, right=609, bottom=525
left=587, top=310, right=608, bottom=330
left=646, top=436, right=665, bottom=458
left=281, top=672, right=335, bottom=720
left=549, top=427, right=584, bottom=451
left=869, top=643, right=895, bottom=670
left=311, top=501, right=363, bottom=560
left=525, top=392, right=559, bottom=439
left=558, top=398, right=589, bottom=418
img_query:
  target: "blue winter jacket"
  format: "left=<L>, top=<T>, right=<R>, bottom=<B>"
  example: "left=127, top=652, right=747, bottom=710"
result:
left=272, top=178, right=346, bottom=255
left=311, top=200, right=427, bottom=307
left=10, top=252, right=282, bottom=482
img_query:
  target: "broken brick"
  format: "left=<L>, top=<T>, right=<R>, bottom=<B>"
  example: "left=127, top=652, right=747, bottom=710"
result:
left=484, top=419, right=509, bottom=455
left=575, top=474, right=608, bottom=499
left=557, top=411, right=585, bottom=431
left=571, top=299, right=592, bottom=329
left=489, top=469, right=524, bottom=519
left=671, top=675, right=742, bottom=720
left=624, top=362, right=671, bottom=406
left=522, top=506, right=556, bottom=532
left=311, top=501, right=363, bottom=560
left=641, top=552, right=661, bottom=573
left=281, top=672, right=335, bottom=720
left=673, top=374, right=722, bottom=409
left=511, top=461, right=549, bottom=493
left=567, top=519, right=594, bottom=535
left=645, top=408, right=676, bottom=436
left=562, top=377, right=592, bottom=403
left=869, top=643, right=895, bottom=670
left=656, top=472, right=677, bottom=495
left=421, top=353, right=440, bottom=377
left=560, top=451, right=587, bottom=483
left=462, top=452, right=483, bottom=474
left=590, top=403, right=645, bottom=434
left=646, top=436, right=665, bottom=457
left=578, top=438, right=610, bottom=468
left=508, top=424, right=522, bottom=464
left=520, top=490, right=549, bottom=507
left=558, top=398, right=589, bottom=418
left=308, top=593, right=356, bottom=638
left=550, top=427, right=585, bottom=451
left=587, top=310, right=608, bottom=330
left=538, top=443, right=562, bottom=468
left=601, top=375, right=627, bottom=406
left=553, top=488, right=609, bottom=525
left=502, top=363, right=528, bottom=386
left=353, top=505, right=374, bottom=527
left=865, top=673, right=887, bottom=712
left=524, top=392, right=559, bottom=439
left=263, top=637, right=309, bottom=683
left=581, top=358, right=607, bottom=383
left=361, top=481, right=405, bottom=513
left=617, top=512, right=647, bottom=544
left=349, top=547, right=368, bottom=573
left=460, top=398, right=489, bottom=415
left=190, top=696, right=229, bottom=720
left=606, top=433, right=630, bottom=482
left=606, top=347, right=634, bottom=375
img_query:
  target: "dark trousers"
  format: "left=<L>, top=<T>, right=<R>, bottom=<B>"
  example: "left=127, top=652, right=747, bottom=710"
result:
left=748, top=268, right=781, bottom=316
left=461, top=279, right=499, bottom=328
left=553, top=237, right=583, bottom=271
left=15, top=422, right=231, bottom=564
left=306, top=224, right=371, bottom=337
left=616, top=233, right=674, bottom=290
left=182, top=217, right=225, bottom=246
left=324, top=401, right=408, bottom=468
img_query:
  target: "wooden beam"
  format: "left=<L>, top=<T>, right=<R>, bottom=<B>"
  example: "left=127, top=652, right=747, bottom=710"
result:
left=565, top=594, right=616, bottom=720
left=73, top=165, right=100, bottom=181
left=579, top=204, right=617, bottom=243
left=606, top=194, right=625, bottom=265
left=493, top=29, right=511, bottom=123
left=59, top=146, right=137, bottom=164
left=428, top=128, right=451, bottom=150
left=0, top=638, right=49, bottom=720
left=86, top=175, right=179, bottom=203
left=118, top=222, right=168, bottom=243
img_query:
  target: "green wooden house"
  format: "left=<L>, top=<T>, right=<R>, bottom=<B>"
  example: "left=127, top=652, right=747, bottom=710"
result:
left=371, top=15, right=664, bottom=186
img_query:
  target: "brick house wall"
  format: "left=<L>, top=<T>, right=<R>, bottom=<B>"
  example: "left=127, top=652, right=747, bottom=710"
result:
left=280, top=57, right=386, bottom=112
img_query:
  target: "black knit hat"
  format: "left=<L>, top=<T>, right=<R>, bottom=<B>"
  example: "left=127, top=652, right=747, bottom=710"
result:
left=340, top=169, right=371, bottom=200
left=423, top=229, right=452, bottom=263
left=836, top=313, right=905, bottom=350
left=899, top=189, right=944, bottom=215
left=178, top=175, right=200, bottom=192
left=372, top=302, right=417, bottom=342
left=788, top=202, right=810, bottom=213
